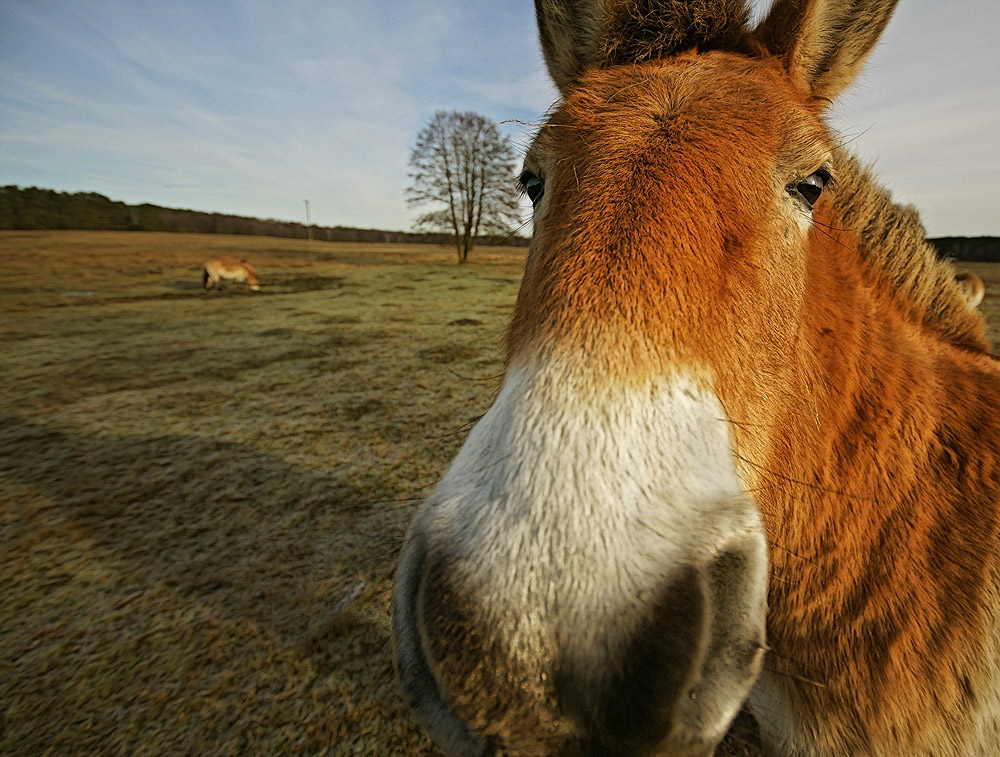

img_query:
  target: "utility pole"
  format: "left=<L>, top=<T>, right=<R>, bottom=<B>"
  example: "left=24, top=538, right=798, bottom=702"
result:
left=304, top=199, right=313, bottom=242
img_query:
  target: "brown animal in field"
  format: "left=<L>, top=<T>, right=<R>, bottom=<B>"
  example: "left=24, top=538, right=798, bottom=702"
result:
left=393, top=0, right=1000, bottom=755
left=202, top=258, right=260, bottom=291
left=956, top=271, right=987, bottom=308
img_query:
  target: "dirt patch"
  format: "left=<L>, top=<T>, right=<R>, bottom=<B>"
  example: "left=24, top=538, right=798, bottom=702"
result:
left=263, top=274, right=349, bottom=293
left=416, top=343, right=480, bottom=364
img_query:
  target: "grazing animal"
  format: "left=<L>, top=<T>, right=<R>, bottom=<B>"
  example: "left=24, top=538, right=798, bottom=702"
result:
left=393, top=0, right=1000, bottom=755
left=202, top=258, right=260, bottom=291
left=956, top=271, right=987, bottom=308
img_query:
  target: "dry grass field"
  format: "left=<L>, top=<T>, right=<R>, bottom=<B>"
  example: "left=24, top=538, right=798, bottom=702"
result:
left=1, top=230, right=997, bottom=756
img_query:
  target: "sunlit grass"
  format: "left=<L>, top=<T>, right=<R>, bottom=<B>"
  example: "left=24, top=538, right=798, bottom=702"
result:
left=0, top=231, right=523, bottom=755
left=0, top=231, right=995, bottom=755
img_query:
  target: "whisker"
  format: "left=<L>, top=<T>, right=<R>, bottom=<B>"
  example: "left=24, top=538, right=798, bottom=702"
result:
left=831, top=124, right=874, bottom=150
left=489, top=216, right=534, bottom=246
left=431, top=415, right=487, bottom=440
left=734, top=452, right=861, bottom=501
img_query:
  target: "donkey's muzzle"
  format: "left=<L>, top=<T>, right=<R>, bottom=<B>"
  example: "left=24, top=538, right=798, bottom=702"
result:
left=553, top=534, right=768, bottom=756
left=393, top=518, right=768, bottom=757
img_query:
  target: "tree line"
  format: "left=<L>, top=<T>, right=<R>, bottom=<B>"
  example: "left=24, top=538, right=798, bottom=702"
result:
left=0, top=185, right=529, bottom=247
left=4, top=184, right=997, bottom=261
left=929, top=237, right=1000, bottom=264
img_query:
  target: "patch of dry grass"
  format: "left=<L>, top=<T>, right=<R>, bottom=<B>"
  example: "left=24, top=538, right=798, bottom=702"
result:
left=1, top=231, right=521, bottom=755
left=0, top=231, right=996, bottom=755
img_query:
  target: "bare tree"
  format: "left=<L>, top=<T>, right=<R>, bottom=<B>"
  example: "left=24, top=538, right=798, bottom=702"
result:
left=406, top=111, right=522, bottom=263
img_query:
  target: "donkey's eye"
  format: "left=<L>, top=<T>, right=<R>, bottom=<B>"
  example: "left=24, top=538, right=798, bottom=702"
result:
left=520, top=171, right=544, bottom=207
left=789, top=171, right=829, bottom=210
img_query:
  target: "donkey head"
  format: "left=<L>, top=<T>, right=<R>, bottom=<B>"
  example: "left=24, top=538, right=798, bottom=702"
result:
left=394, top=1, right=900, bottom=754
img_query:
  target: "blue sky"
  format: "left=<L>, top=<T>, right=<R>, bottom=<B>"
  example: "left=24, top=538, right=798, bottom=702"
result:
left=1, top=0, right=997, bottom=236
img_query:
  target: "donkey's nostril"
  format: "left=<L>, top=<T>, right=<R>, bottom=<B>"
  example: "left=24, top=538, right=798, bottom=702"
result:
left=555, top=527, right=768, bottom=756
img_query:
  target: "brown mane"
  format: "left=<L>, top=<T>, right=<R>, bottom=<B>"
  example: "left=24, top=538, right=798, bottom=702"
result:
left=831, top=146, right=992, bottom=351
left=536, top=0, right=756, bottom=91
left=602, top=0, right=754, bottom=65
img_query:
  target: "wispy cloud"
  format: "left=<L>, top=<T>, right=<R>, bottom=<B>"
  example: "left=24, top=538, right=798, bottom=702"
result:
left=1, top=0, right=996, bottom=235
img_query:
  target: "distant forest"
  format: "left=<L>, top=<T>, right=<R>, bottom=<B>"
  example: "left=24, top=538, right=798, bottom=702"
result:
left=929, top=237, right=1000, bottom=263
left=0, top=185, right=530, bottom=248
left=2, top=185, right=997, bottom=259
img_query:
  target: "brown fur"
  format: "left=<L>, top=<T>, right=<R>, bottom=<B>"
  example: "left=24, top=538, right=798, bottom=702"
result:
left=956, top=271, right=987, bottom=309
left=827, top=151, right=990, bottom=350
left=202, top=257, right=260, bottom=291
left=396, top=1, right=1000, bottom=754
left=750, top=201, right=1000, bottom=753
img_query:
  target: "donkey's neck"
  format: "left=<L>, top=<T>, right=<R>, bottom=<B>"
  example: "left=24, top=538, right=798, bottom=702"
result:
left=744, top=221, right=1000, bottom=753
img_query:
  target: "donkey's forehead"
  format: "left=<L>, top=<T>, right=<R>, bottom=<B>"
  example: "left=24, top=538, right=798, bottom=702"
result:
left=529, top=52, right=827, bottom=170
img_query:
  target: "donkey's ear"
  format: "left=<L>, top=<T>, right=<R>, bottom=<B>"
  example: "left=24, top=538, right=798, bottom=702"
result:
left=534, top=0, right=609, bottom=94
left=754, top=0, right=899, bottom=104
